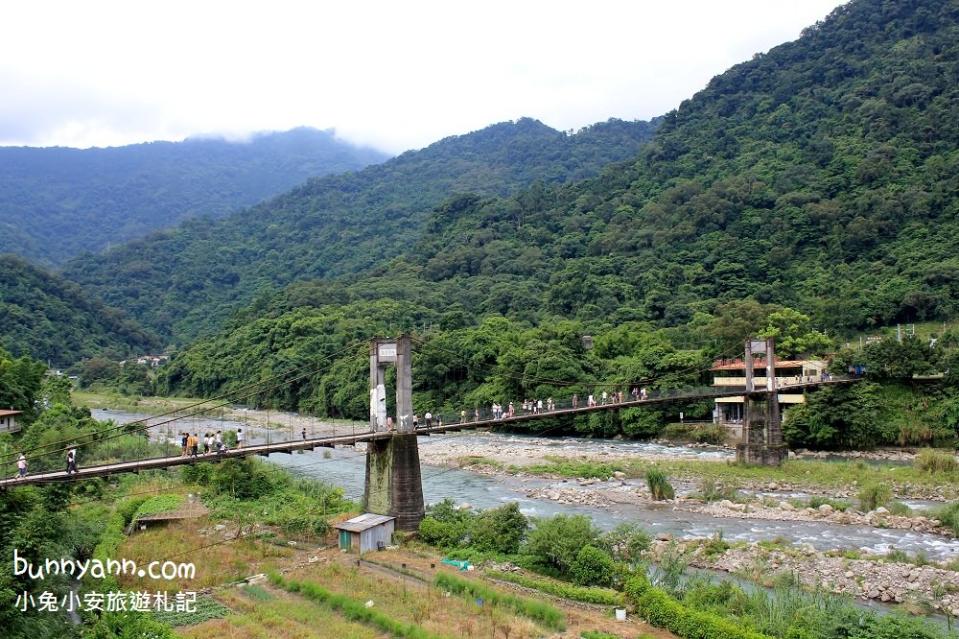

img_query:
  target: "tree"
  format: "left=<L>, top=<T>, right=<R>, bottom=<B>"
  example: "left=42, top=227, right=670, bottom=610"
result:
left=470, top=502, right=528, bottom=555
left=523, top=514, right=601, bottom=576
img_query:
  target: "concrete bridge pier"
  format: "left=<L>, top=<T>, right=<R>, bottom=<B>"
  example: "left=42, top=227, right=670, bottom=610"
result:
left=736, top=337, right=788, bottom=466
left=362, top=336, right=425, bottom=531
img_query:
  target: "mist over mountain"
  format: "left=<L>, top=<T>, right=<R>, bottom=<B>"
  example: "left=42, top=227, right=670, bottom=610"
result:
left=0, top=127, right=388, bottom=265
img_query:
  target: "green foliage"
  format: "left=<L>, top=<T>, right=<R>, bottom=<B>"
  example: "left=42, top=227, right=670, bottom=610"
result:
left=858, top=482, right=893, bottom=512
left=663, top=423, right=727, bottom=445
left=915, top=448, right=958, bottom=473
left=434, top=571, right=566, bottom=631
left=523, top=514, right=601, bottom=576
left=489, top=570, right=624, bottom=605
left=807, top=496, right=850, bottom=512
left=81, top=610, right=176, bottom=639
left=645, top=468, right=675, bottom=500
left=0, top=256, right=158, bottom=367
left=1, top=128, right=387, bottom=266
left=130, top=494, right=185, bottom=522
left=783, top=383, right=885, bottom=449
left=151, top=595, right=230, bottom=627
left=191, top=459, right=351, bottom=538
left=269, top=571, right=448, bottom=639
left=469, top=502, right=528, bottom=555
left=0, top=346, right=46, bottom=420
left=624, top=575, right=771, bottom=639
left=417, top=498, right=476, bottom=549
left=598, top=523, right=651, bottom=566
left=936, top=502, right=959, bottom=535
left=697, top=478, right=740, bottom=503
left=570, top=544, right=617, bottom=587
left=66, top=119, right=657, bottom=341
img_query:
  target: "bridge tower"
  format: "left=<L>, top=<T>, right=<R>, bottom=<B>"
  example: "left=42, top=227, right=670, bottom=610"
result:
left=736, top=337, right=788, bottom=466
left=363, top=336, right=425, bottom=531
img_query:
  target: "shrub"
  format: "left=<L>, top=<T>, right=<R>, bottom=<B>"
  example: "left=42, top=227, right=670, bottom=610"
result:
left=469, top=502, right=528, bottom=555
left=489, top=571, right=623, bottom=605
left=936, top=502, right=959, bottom=535
left=915, top=449, right=958, bottom=474
left=523, top=514, right=601, bottom=576
left=698, top=478, right=739, bottom=503
left=599, top=523, right=651, bottom=565
left=646, top=468, right=675, bottom=500
left=570, top=545, right=616, bottom=587
left=885, top=500, right=912, bottom=516
left=435, top=572, right=565, bottom=631
left=418, top=498, right=475, bottom=548
left=624, top=575, right=772, bottom=639
left=858, top=482, right=892, bottom=512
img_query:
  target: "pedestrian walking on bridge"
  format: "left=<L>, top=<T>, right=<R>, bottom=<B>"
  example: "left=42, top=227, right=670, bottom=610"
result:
left=66, top=448, right=78, bottom=475
left=16, top=454, right=27, bottom=478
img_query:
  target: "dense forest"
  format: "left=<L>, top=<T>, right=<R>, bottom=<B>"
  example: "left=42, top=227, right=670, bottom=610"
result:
left=149, top=0, right=959, bottom=448
left=63, top=118, right=659, bottom=341
left=0, top=127, right=387, bottom=265
left=0, top=256, right=157, bottom=366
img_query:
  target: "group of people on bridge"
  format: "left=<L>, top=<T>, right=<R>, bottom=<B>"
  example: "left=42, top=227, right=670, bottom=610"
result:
left=12, top=447, right=79, bottom=480
left=178, top=429, right=244, bottom=457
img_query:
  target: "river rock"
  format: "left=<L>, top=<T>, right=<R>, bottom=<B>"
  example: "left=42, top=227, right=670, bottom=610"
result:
left=818, top=504, right=834, bottom=515
left=779, top=501, right=795, bottom=511
left=613, top=471, right=626, bottom=480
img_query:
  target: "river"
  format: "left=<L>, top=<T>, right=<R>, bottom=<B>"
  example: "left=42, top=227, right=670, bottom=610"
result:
left=93, top=408, right=959, bottom=561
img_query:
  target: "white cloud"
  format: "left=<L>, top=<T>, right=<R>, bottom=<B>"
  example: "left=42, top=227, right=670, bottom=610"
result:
left=0, top=0, right=845, bottom=153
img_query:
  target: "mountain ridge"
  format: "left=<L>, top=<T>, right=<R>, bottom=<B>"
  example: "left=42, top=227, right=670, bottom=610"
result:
left=0, top=127, right=389, bottom=265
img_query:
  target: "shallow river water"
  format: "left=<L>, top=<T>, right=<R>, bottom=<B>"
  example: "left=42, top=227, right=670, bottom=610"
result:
left=94, top=409, right=959, bottom=561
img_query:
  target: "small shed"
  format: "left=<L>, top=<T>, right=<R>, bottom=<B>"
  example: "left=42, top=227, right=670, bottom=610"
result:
left=0, top=410, right=22, bottom=434
left=334, top=513, right=396, bottom=554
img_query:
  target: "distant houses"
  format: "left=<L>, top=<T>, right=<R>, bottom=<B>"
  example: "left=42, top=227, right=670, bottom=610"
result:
left=0, top=409, right=23, bottom=434
left=119, top=354, right=170, bottom=368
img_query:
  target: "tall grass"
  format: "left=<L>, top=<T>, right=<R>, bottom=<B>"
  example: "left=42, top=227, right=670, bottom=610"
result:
left=858, top=482, right=892, bottom=511
left=915, top=449, right=958, bottom=473
left=434, top=572, right=566, bottom=631
left=646, top=468, right=675, bottom=500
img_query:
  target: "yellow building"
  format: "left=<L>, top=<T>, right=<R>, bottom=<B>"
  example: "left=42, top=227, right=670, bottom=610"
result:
left=711, top=358, right=827, bottom=425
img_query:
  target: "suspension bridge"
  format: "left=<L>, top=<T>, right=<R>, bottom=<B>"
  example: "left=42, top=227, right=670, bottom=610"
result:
left=0, top=336, right=859, bottom=530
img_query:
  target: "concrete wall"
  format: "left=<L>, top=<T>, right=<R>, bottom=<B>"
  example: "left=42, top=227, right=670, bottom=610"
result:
left=363, top=434, right=425, bottom=531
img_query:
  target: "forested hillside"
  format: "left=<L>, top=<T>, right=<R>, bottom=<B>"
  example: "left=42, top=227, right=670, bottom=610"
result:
left=0, top=255, right=157, bottom=366
left=64, top=118, right=658, bottom=341
left=0, top=127, right=387, bottom=265
left=158, top=0, right=959, bottom=448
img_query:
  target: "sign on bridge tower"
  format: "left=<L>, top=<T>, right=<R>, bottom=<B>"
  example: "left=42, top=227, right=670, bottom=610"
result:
left=736, top=337, right=787, bottom=466
left=363, top=336, right=425, bottom=531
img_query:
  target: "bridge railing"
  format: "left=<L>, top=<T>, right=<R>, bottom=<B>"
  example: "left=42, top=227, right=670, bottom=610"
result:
left=423, top=375, right=853, bottom=428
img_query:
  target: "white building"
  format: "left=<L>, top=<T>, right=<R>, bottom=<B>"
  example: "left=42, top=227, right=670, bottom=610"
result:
left=0, top=409, right=23, bottom=434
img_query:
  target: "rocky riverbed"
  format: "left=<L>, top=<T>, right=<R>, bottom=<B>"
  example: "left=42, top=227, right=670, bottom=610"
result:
left=655, top=538, right=959, bottom=615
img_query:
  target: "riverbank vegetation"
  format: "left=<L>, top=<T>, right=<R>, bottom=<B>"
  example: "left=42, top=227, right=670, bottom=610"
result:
left=417, top=500, right=957, bottom=639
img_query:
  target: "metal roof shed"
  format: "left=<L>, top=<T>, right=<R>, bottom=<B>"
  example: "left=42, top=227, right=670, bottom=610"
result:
left=334, top=513, right=396, bottom=554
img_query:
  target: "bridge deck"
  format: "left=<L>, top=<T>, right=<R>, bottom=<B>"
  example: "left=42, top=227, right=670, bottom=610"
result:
left=0, top=378, right=855, bottom=488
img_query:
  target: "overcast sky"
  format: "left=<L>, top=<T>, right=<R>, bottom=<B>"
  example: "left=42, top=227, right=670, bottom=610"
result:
left=1, top=1, right=846, bottom=154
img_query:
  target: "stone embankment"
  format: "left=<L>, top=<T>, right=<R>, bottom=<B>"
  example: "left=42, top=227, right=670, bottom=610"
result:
left=653, top=539, right=959, bottom=616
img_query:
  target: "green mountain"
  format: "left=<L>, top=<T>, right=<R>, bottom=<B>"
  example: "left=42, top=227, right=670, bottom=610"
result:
left=394, top=0, right=959, bottom=330
left=64, top=118, right=659, bottom=341
left=158, top=0, right=959, bottom=442
left=0, top=127, right=388, bottom=265
left=0, top=255, right=158, bottom=366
